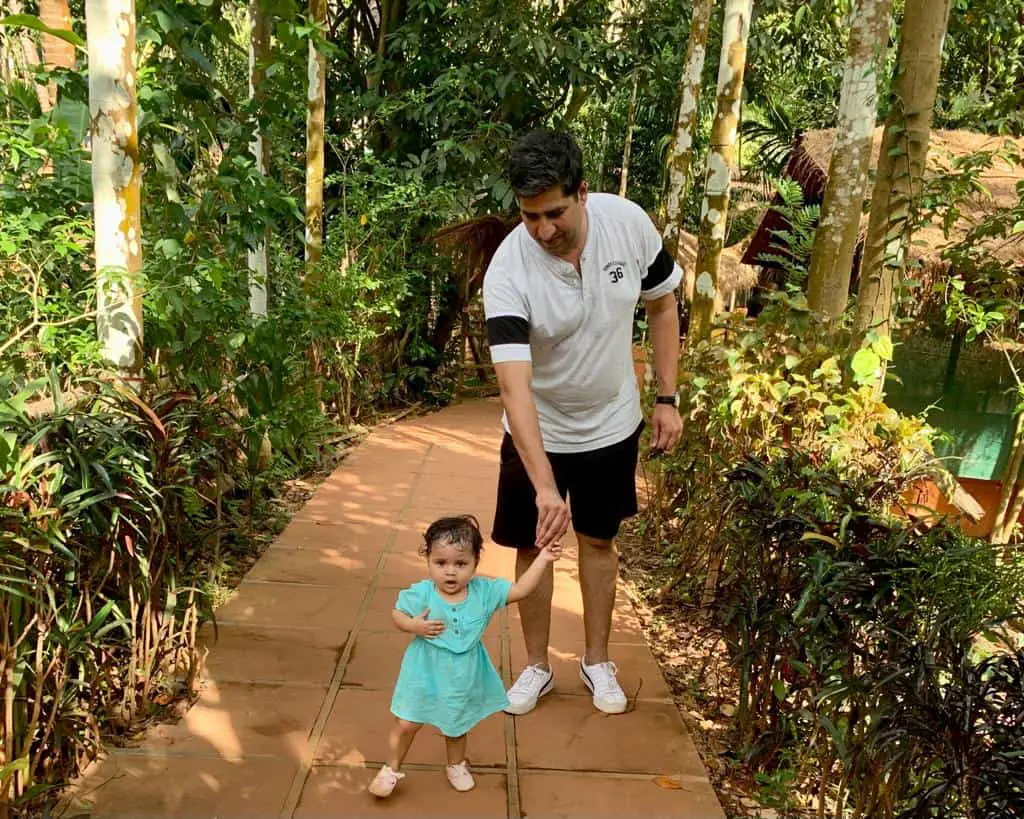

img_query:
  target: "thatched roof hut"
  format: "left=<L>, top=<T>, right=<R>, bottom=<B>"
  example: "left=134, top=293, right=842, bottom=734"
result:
left=672, top=230, right=758, bottom=302
left=741, top=128, right=1024, bottom=281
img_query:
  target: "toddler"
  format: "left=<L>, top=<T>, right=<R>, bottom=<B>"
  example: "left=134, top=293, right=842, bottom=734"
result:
left=368, top=514, right=560, bottom=797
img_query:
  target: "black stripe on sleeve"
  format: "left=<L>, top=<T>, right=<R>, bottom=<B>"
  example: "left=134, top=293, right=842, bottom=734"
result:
left=641, top=247, right=674, bottom=292
left=487, top=315, right=530, bottom=347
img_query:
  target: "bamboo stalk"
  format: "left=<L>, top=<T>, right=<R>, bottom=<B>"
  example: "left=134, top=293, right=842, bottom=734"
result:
left=991, top=412, right=1024, bottom=541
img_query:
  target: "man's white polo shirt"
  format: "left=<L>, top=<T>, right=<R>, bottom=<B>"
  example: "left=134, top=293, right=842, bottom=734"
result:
left=483, top=192, right=683, bottom=453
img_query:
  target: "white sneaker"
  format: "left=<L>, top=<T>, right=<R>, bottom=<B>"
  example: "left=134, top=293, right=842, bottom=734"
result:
left=368, top=764, right=405, bottom=797
left=580, top=659, right=628, bottom=714
left=504, top=664, right=554, bottom=715
left=446, top=760, right=476, bottom=792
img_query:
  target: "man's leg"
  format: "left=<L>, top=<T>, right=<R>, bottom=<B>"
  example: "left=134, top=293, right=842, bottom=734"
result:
left=577, top=533, right=617, bottom=665
left=516, top=546, right=554, bottom=668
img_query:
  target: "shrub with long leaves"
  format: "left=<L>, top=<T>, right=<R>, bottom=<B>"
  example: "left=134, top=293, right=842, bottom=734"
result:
left=0, top=377, right=234, bottom=813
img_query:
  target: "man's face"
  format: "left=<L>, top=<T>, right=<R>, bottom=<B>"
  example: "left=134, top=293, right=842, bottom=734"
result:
left=518, top=181, right=588, bottom=260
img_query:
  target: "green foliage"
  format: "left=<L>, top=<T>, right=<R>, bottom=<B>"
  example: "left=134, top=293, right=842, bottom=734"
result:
left=937, top=0, right=1024, bottom=135
left=647, top=305, right=1023, bottom=818
left=758, top=178, right=821, bottom=290
left=0, top=378, right=238, bottom=809
left=0, top=110, right=97, bottom=382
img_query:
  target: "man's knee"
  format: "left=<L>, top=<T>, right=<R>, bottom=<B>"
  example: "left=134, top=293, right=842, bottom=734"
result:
left=396, top=719, right=422, bottom=735
left=578, top=534, right=616, bottom=552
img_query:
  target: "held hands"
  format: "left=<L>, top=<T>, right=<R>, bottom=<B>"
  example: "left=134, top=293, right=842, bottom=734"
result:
left=535, top=485, right=570, bottom=550
left=410, top=608, right=445, bottom=638
left=537, top=542, right=563, bottom=563
left=649, top=403, right=683, bottom=453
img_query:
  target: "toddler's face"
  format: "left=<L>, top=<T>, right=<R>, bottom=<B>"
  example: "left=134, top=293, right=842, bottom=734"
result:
left=427, top=541, right=477, bottom=596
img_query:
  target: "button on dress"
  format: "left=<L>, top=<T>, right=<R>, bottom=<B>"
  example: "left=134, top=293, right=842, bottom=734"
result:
left=389, top=576, right=512, bottom=737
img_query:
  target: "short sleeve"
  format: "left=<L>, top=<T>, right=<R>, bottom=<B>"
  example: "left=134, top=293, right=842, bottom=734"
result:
left=483, top=263, right=532, bottom=364
left=637, top=210, right=684, bottom=301
left=479, top=577, right=513, bottom=616
left=395, top=581, right=428, bottom=617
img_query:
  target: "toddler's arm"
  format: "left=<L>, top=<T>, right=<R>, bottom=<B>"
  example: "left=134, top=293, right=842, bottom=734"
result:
left=393, top=607, right=445, bottom=638
left=506, top=543, right=561, bottom=604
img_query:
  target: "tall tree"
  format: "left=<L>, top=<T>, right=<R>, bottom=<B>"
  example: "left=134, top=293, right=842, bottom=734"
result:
left=618, top=70, right=638, bottom=197
left=38, top=0, right=74, bottom=111
left=86, top=0, right=143, bottom=374
left=305, top=0, right=327, bottom=269
left=852, top=0, right=953, bottom=342
left=689, top=0, right=753, bottom=342
left=247, top=0, right=270, bottom=316
left=7, top=0, right=50, bottom=111
left=806, top=0, right=893, bottom=318
left=662, top=0, right=715, bottom=265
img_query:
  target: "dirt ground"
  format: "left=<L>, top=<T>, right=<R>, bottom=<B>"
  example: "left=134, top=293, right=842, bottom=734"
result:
left=618, top=519, right=784, bottom=819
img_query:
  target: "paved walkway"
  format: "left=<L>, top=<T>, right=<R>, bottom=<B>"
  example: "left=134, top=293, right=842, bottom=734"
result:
left=66, top=399, right=724, bottom=819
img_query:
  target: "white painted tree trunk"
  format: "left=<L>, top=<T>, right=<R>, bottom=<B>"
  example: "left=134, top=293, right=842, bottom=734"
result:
left=247, top=0, right=270, bottom=316
left=806, top=0, right=893, bottom=318
left=304, top=0, right=327, bottom=269
left=86, top=0, right=143, bottom=374
left=689, top=0, right=753, bottom=342
left=662, top=0, right=715, bottom=266
left=618, top=71, right=638, bottom=197
left=853, top=0, right=952, bottom=343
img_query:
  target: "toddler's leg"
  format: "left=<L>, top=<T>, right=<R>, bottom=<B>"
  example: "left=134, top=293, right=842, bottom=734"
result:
left=444, top=733, right=467, bottom=765
left=444, top=733, right=475, bottom=792
left=369, top=718, right=421, bottom=798
left=388, top=718, right=422, bottom=770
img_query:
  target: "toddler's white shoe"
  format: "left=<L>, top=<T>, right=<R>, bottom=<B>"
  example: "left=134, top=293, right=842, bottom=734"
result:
left=580, top=658, right=628, bottom=714
left=368, top=764, right=404, bottom=797
left=504, top=664, right=554, bottom=715
left=446, top=760, right=476, bottom=792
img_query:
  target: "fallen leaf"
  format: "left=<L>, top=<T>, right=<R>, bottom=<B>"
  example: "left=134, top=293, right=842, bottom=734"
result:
left=653, top=775, right=682, bottom=790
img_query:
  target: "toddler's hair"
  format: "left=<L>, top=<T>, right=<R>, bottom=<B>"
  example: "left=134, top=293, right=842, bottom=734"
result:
left=422, top=514, right=484, bottom=559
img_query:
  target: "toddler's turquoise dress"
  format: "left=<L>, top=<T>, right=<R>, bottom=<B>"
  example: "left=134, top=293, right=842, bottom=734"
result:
left=390, top=576, right=512, bottom=737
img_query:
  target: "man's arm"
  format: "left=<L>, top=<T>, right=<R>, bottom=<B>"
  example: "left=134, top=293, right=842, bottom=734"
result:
left=493, top=360, right=571, bottom=549
left=645, top=291, right=683, bottom=451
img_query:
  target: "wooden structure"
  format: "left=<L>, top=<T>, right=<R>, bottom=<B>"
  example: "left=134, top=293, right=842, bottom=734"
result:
left=742, top=128, right=1024, bottom=301
left=742, top=127, right=1024, bottom=536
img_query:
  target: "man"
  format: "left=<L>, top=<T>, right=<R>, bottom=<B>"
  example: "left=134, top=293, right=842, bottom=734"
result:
left=482, top=130, right=683, bottom=715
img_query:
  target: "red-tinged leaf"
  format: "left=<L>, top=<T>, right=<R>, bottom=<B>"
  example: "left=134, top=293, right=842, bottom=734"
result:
left=653, top=775, right=683, bottom=790
left=113, top=383, right=167, bottom=440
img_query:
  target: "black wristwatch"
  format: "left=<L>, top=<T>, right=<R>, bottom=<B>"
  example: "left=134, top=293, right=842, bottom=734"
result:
left=655, top=394, right=679, bottom=407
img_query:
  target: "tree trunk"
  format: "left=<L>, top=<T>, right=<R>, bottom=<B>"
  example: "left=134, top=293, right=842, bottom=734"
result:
left=852, top=0, right=952, bottom=344
left=688, top=0, right=753, bottom=342
left=618, top=70, right=638, bottom=197
left=247, top=0, right=270, bottom=316
left=87, top=0, right=143, bottom=375
left=595, top=117, right=609, bottom=192
left=367, top=0, right=390, bottom=93
left=304, top=0, right=327, bottom=271
left=991, top=412, right=1024, bottom=544
left=38, top=0, right=74, bottom=111
left=806, top=0, right=893, bottom=318
left=7, top=0, right=50, bottom=112
left=662, top=0, right=715, bottom=264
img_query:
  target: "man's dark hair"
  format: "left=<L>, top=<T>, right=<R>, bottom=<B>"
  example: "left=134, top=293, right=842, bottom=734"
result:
left=508, top=130, right=584, bottom=198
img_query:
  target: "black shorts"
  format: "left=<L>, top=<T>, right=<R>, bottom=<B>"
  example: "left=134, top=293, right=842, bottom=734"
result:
left=491, top=421, right=644, bottom=548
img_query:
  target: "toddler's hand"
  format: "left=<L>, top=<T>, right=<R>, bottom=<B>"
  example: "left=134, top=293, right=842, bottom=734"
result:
left=411, top=608, right=445, bottom=638
left=539, top=542, right=562, bottom=563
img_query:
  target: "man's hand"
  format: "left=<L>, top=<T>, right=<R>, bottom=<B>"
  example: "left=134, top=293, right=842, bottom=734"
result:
left=650, top=403, right=683, bottom=452
left=410, top=608, right=445, bottom=638
left=535, top=485, right=570, bottom=550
